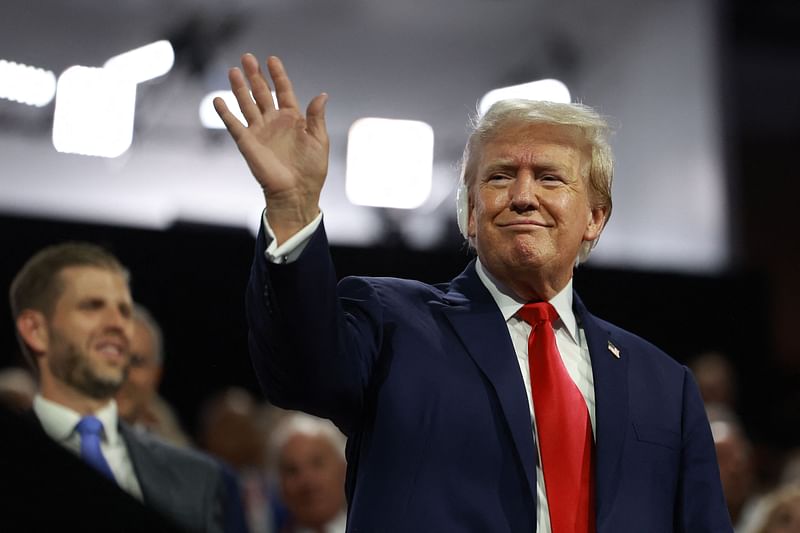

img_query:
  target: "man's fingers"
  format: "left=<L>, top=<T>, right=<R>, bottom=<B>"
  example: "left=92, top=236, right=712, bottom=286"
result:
left=229, top=67, right=262, bottom=126
left=268, top=56, right=300, bottom=111
left=242, top=53, right=276, bottom=114
left=306, top=93, right=328, bottom=141
left=213, top=97, right=246, bottom=140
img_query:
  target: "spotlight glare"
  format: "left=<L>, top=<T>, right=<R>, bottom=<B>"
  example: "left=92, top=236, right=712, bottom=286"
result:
left=199, top=89, right=277, bottom=129
left=103, top=40, right=175, bottom=84
left=0, top=59, right=57, bottom=107
left=346, top=117, right=434, bottom=209
left=52, top=66, right=137, bottom=158
left=479, top=79, right=571, bottom=115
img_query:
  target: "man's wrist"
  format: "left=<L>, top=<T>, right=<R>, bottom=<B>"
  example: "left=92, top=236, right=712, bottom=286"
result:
left=263, top=210, right=323, bottom=264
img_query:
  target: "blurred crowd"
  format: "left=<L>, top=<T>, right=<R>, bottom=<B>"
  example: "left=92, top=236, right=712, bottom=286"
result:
left=689, top=351, right=800, bottom=532
left=2, top=298, right=797, bottom=532
left=1, top=299, right=347, bottom=533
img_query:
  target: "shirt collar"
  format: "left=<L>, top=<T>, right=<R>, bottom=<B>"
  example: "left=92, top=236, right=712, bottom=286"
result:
left=475, top=259, right=578, bottom=342
left=33, top=394, right=120, bottom=445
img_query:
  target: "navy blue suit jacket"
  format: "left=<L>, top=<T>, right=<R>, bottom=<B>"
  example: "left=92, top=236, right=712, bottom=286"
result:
left=247, top=222, right=732, bottom=532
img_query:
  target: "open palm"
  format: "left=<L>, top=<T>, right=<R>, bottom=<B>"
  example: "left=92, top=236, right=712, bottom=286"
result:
left=215, top=54, right=329, bottom=240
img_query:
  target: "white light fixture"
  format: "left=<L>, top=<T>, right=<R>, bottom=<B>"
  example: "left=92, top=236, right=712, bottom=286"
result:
left=199, top=89, right=277, bottom=129
left=103, top=40, right=174, bottom=84
left=52, top=66, right=137, bottom=158
left=346, top=118, right=434, bottom=209
left=479, top=79, right=571, bottom=115
left=199, top=90, right=242, bottom=129
left=0, top=59, right=57, bottom=107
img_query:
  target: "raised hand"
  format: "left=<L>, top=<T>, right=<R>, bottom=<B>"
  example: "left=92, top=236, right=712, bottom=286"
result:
left=214, top=53, right=329, bottom=244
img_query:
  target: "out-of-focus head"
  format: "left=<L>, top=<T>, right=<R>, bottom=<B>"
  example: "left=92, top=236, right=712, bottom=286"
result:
left=780, top=449, right=800, bottom=487
left=270, top=412, right=346, bottom=530
left=706, top=403, right=756, bottom=524
left=198, top=387, right=268, bottom=470
left=115, top=304, right=164, bottom=422
left=753, top=483, right=800, bottom=533
left=9, top=243, right=133, bottom=402
left=457, top=99, right=613, bottom=266
left=0, top=367, right=37, bottom=412
left=690, top=351, right=737, bottom=407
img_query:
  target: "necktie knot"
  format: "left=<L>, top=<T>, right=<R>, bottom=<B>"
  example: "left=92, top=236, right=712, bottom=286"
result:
left=76, top=415, right=105, bottom=439
left=517, top=301, right=558, bottom=326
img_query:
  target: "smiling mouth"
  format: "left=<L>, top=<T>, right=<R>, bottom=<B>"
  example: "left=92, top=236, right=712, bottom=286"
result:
left=95, top=341, right=127, bottom=361
left=499, top=221, right=550, bottom=228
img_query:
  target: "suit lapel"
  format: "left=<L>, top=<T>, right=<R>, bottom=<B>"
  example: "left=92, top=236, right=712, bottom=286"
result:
left=440, top=261, right=539, bottom=503
left=120, top=423, right=176, bottom=509
left=573, top=294, right=629, bottom=521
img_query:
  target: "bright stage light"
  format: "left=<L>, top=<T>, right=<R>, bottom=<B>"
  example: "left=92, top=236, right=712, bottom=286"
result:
left=52, top=66, right=137, bottom=158
left=103, top=40, right=175, bottom=84
left=199, top=89, right=278, bottom=129
left=345, top=118, right=434, bottom=209
left=0, top=59, right=57, bottom=107
left=199, top=90, right=243, bottom=129
left=479, top=79, right=571, bottom=115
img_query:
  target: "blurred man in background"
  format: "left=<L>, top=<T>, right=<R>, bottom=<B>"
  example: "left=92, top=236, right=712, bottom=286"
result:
left=707, top=403, right=760, bottom=529
left=115, top=303, right=191, bottom=448
left=198, top=386, right=284, bottom=533
left=270, top=413, right=347, bottom=533
left=10, top=241, right=229, bottom=533
left=0, top=366, right=36, bottom=412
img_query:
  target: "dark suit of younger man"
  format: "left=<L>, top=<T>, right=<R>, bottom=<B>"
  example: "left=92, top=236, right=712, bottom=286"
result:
left=0, top=404, right=185, bottom=533
left=25, top=409, right=228, bottom=533
left=246, top=223, right=732, bottom=533
left=119, top=423, right=228, bottom=533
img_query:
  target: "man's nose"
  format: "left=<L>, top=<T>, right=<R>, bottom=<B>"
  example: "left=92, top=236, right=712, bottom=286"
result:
left=105, top=307, right=132, bottom=334
left=509, top=174, right=539, bottom=211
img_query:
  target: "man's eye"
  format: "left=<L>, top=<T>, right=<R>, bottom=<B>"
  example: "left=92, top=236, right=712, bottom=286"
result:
left=488, top=174, right=509, bottom=181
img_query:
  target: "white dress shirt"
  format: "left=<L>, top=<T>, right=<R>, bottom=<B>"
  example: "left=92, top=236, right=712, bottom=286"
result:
left=261, top=212, right=597, bottom=532
left=33, top=395, right=144, bottom=500
left=475, top=261, right=596, bottom=533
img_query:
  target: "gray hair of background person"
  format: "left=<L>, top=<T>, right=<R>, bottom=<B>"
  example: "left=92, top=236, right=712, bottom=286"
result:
left=133, top=303, right=164, bottom=365
left=456, top=99, right=614, bottom=264
left=269, top=412, right=347, bottom=465
left=8, top=242, right=129, bottom=373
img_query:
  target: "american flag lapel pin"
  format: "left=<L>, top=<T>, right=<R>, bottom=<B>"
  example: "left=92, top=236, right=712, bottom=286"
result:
left=607, top=341, right=621, bottom=359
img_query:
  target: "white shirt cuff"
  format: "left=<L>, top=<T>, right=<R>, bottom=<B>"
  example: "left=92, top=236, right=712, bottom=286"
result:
left=262, top=210, right=323, bottom=264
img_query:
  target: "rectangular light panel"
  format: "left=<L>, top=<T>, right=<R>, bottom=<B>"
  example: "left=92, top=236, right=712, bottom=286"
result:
left=52, top=66, right=137, bottom=158
left=346, top=117, right=434, bottom=209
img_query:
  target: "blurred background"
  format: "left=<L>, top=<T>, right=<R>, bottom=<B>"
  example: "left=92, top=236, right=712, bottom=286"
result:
left=1, top=0, right=798, bottom=506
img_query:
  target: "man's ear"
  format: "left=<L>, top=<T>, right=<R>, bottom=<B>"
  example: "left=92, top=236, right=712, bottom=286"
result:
left=467, top=196, right=476, bottom=238
left=16, top=310, right=49, bottom=355
left=583, top=205, right=608, bottom=242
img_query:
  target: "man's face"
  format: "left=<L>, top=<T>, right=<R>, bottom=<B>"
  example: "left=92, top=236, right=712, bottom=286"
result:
left=467, top=122, right=606, bottom=298
left=115, top=317, right=161, bottom=420
left=279, top=432, right=346, bottom=529
left=43, top=266, right=134, bottom=400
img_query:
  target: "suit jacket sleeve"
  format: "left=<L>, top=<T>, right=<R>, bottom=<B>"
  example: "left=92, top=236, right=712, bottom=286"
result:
left=246, top=221, right=380, bottom=434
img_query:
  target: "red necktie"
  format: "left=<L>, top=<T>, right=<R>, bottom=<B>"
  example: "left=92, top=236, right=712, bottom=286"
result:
left=517, top=302, right=595, bottom=533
